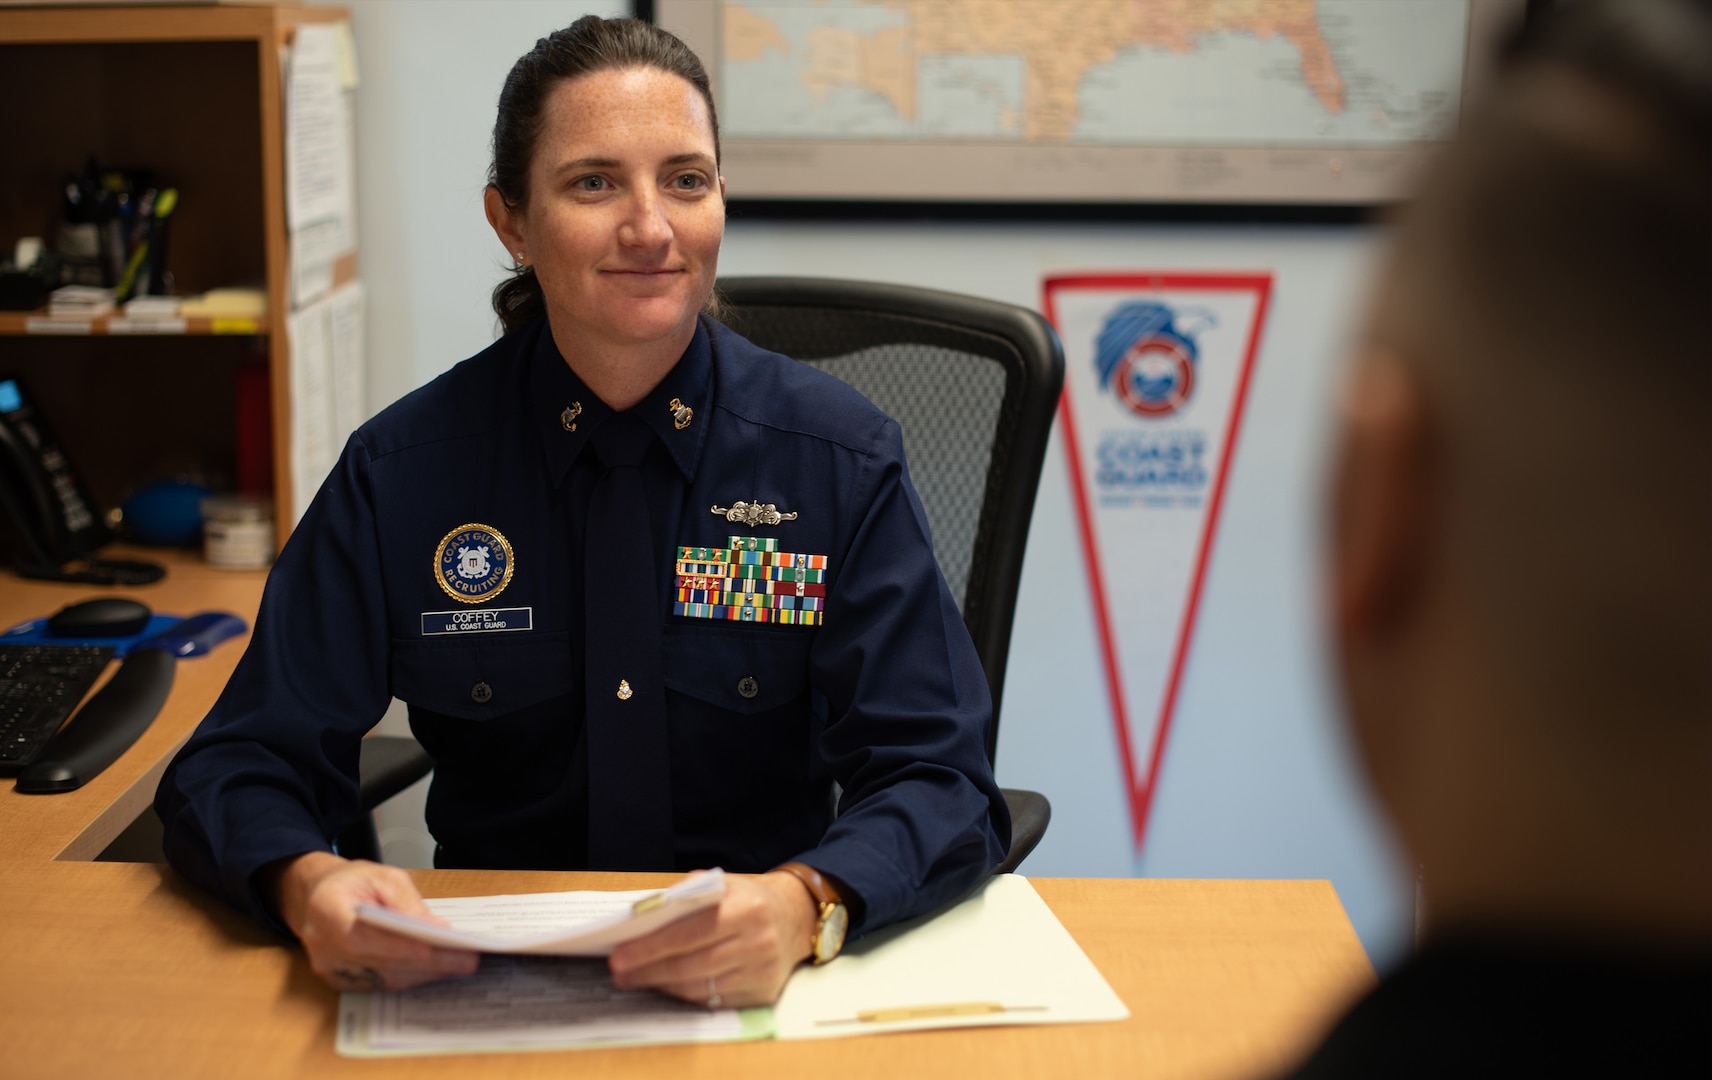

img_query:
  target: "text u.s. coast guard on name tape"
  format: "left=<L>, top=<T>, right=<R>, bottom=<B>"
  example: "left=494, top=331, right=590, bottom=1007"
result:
left=420, top=607, right=534, bottom=636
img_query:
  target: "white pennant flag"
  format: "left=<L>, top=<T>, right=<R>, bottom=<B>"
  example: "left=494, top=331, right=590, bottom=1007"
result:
left=1046, top=273, right=1273, bottom=851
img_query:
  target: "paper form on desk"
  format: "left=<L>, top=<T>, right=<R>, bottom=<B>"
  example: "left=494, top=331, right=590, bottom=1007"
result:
left=772, top=874, right=1129, bottom=1038
left=353, top=867, right=725, bottom=955
left=339, top=955, right=771, bottom=1055
left=336, top=870, right=771, bottom=1057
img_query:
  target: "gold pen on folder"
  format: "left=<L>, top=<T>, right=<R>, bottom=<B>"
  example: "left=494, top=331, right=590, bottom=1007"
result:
left=815, top=1002, right=1049, bottom=1026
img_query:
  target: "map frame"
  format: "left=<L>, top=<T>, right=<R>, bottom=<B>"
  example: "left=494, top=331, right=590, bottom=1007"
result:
left=648, top=0, right=1531, bottom=213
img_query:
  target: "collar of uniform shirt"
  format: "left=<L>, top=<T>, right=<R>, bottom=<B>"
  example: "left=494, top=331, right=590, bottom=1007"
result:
left=529, top=315, right=713, bottom=487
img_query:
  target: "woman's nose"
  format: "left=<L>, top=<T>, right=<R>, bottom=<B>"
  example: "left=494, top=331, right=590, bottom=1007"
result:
left=619, top=189, right=673, bottom=249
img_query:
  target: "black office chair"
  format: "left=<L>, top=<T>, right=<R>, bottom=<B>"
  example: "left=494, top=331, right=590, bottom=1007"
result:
left=336, top=736, right=435, bottom=861
left=347, top=278, right=1066, bottom=874
left=718, top=276, right=1064, bottom=874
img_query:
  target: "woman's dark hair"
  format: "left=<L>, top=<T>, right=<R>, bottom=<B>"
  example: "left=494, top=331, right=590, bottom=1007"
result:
left=489, top=16, right=721, bottom=333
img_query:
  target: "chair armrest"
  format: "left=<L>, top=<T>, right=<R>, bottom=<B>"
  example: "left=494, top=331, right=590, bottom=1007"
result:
left=357, top=735, right=434, bottom=812
left=996, top=787, right=1051, bottom=874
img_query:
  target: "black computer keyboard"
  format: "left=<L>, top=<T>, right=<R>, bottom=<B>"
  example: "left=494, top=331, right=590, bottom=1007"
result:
left=0, top=644, right=116, bottom=774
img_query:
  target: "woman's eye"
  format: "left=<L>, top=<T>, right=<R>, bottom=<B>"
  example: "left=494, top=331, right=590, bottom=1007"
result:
left=575, top=176, right=608, bottom=192
left=672, top=173, right=706, bottom=191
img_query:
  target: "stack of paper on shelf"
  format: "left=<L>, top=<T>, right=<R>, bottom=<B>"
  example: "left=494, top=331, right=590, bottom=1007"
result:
left=106, top=295, right=188, bottom=334
left=46, top=285, right=114, bottom=319
left=122, top=296, right=182, bottom=320
left=179, top=287, right=268, bottom=319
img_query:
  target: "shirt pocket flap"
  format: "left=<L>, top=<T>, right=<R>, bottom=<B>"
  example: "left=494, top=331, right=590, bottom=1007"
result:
left=662, top=623, right=811, bottom=715
left=390, top=632, right=572, bottom=721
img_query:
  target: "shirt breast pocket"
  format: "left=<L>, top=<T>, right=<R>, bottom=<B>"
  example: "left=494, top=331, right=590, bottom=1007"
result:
left=662, top=623, right=812, bottom=716
left=662, top=623, right=816, bottom=802
left=389, top=634, right=576, bottom=787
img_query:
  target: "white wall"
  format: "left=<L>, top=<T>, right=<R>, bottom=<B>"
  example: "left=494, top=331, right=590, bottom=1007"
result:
left=334, top=0, right=1413, bottom=967
left=339, top=0, right=608, bottom=409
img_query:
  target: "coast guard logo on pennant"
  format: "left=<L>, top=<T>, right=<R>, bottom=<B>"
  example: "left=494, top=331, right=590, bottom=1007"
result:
left=434, top=523, right=515, bottom=604
left=1095, top=301, right=1217, bottom=418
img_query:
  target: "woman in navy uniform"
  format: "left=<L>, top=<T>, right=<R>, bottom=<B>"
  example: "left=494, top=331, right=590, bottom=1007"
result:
left=156, top=16, right=1009, bottom=1005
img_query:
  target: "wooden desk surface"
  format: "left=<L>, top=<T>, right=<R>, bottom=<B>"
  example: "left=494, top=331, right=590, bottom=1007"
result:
left=0, top=554, right=1374, bottom=1080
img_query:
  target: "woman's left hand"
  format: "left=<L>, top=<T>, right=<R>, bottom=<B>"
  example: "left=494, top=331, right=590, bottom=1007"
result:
left=607, top=871, right=817, bottom=1007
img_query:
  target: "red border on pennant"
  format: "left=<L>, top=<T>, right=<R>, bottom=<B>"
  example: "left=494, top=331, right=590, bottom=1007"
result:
left=1043, top=273, right=1273, bottom=852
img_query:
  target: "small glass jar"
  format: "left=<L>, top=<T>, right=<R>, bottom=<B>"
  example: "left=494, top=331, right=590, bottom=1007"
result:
left=200, top=495, right=275, bottom=569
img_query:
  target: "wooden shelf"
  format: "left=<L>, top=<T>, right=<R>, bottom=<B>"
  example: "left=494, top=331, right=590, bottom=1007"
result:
left=1, top=3, right=352, bottom=545
left=0, top=311, right=265, bottom=336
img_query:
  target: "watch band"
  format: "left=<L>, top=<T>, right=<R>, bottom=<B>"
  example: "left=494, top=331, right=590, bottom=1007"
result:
left=774, top=861, right=842, bottom=907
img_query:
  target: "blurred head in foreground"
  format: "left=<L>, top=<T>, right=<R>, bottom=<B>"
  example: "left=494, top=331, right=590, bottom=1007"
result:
left=1300, top=0, right=1711, bottom=1074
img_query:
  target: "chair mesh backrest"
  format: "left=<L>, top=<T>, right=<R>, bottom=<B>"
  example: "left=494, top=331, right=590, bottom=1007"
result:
left=801, top=345, right=1005, bottom=611
left=717, top=280, right=1064, bottom=762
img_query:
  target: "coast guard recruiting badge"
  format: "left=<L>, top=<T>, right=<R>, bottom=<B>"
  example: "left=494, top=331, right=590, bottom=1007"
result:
left=434, top=523, right=515, bottom=604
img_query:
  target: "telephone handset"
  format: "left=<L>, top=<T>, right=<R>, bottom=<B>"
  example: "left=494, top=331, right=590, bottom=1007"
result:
left=0, top=376, right=163, bottom=585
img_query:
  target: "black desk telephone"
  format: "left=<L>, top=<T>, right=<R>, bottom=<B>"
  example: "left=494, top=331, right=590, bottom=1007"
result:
left=0, top=376, right=163, bottom=585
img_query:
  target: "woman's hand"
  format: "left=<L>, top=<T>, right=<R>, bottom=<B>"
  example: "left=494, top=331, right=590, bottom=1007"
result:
left=606, top=871, right=816, bottom=1007
left=269, top=851, right=481, bottom=992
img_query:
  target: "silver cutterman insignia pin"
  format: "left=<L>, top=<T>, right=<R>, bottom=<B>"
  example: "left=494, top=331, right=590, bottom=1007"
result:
left=711, top=501, right=800, bottom=526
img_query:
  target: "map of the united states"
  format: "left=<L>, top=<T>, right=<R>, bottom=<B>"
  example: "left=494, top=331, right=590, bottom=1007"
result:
left=718, top=0, right=1467, bottom=147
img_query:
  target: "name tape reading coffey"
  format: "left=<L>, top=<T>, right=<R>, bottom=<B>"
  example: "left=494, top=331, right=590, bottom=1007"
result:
left=420, top=607, right=534, bottom=636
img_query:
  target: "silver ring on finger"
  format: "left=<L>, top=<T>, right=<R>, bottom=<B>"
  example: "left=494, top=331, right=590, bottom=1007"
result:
left=707, top=975, right=721, bottom=1009
left=334, top=965, right=386, bottom=992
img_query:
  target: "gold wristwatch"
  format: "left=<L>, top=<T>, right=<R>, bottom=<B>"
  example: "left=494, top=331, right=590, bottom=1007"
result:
left=775, top=861, right=849, bottom=965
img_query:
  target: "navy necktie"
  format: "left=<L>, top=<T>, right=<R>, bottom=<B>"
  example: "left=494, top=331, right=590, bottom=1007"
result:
left=584, top=412, right=675, bottom=870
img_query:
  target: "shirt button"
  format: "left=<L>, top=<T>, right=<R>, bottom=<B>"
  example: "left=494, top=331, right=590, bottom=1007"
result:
left=737, top=675, right=759, bottom=699
left=471, top=681, right=493, bottom=704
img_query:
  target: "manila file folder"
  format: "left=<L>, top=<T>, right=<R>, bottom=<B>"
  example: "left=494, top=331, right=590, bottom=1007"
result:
left=773, top=873, right=1129, bottom=1038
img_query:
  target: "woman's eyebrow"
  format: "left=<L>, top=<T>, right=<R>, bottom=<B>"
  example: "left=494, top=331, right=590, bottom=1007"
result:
left=551, top=152, right=713, bottom=175
left=553, top=156, right=622, bottom=173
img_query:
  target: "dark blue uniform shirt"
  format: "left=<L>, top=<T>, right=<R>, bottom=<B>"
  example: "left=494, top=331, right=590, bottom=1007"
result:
left=156, top=315, right=1009, bottom=934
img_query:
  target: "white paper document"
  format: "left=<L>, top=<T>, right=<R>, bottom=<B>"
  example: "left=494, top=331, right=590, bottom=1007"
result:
left=284, top=24, right=349, bottom=230
left=354, top=868, right=725, bottom=956
left=286, top=295, right=335, bottom=524
left=345, top=955, right=756, bottom=1053
left=328, top=281, right=366, bottom=438
left=286, top=280, right=366, bottom=525
left=289, top=216, right=342, bottom=308
left=284, top=22, right=356, bottom=307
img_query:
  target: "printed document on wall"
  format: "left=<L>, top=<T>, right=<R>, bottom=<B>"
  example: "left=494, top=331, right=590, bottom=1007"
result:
left=288, top=280, right=365, bottom=525
left=329, top=281, right=365, bottom=438
left=287, top=296, right=333, bottom=524
left=284, top=22, right=355, bottom=307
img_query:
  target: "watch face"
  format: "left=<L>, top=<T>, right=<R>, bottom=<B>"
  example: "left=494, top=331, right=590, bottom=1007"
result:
left=816, top=903, right=849, bottom=962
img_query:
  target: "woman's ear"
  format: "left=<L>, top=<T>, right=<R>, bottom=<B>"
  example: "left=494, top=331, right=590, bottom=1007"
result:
left=484, top=185, right=526, bottom=262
